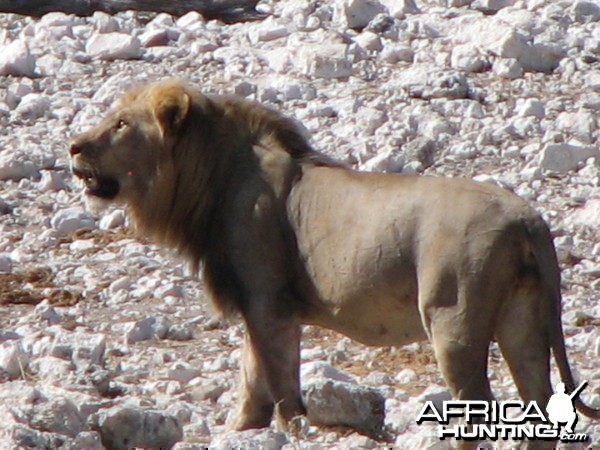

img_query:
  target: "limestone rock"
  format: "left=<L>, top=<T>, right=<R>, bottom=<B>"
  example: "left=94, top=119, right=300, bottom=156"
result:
left=212, top=429, right=288, bottom=450
left=29, top=397, right=86, bottom=437
left=340, top=0, right=387, bottom=30
left=0, top=340, right=29, bottom=379
left=93, top=406, right=183, bottom=450
left=304, top=379, right=385, bottom=435
left=125, top=316, right=171, bottom=344
left=86, top=33, right=141, bottom=60
left=539, top=142, right=599, bottom=173
left=296, top=44, right=353, bottom=79
left=0, top=40, right=36, bottom=76
left=50, top=207, right=96, bottom=235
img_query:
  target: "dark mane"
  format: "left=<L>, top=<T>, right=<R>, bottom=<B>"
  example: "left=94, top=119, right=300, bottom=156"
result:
left=208, top=93, right=344, bottom=168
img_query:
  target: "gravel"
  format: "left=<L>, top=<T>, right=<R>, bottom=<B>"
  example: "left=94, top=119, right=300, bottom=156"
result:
left=0, top=0, right=598, bottom=448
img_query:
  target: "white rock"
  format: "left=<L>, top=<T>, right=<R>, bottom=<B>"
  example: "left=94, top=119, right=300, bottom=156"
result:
left=40, top=12, right=75, bottom=27
left=517, top=98, right=545, bottom=118
left=99, top=209, right=126, bottom=230
left=29, top=356, right=73, bottom=381
left=212, top=429, right=288, bottom=450
left=94, top=406, right=183, bottom=450
left=167, top=362, right=202, bottom=383
left=109, top=276, right=132, bottom=295
left=30, top=397, right=85, bottom=437
left=69, top=239, right=95, bottom=252
left=354, top=31, right=383, bottom=52
left=555, top=110, right=596, bottom=143
left=0, top=40, right=36, bottom=76
left=15, top=93, right=50, bottom=119
left=304, top=379, right=385, bottom=434
left=166, top=324, right=193, bottom=341
left=0, top=340, right=29, bottom=379
left=395, top=368, right=417, bottom=384
left=297, top=44, right=353, bottom=79
left=539, top=142, right=599, bottom=173
left=38, top=171, right=68, bottom=192
left=301, top=361, right=357, bottom=384
left=86, top=33, right=141, bottom=60
left=69, top=431, right=104, bottom=450
left=419, top=117, right=454, bottom=141
left=361, top=148, right=405, bottom=172
left=450, top=44, right=486, bottom=73
left=584, top=72, right=600, bottom=92
left=125, top=316, right=171, bottom=344
left=341, top=0, right=387, bottom=30
left=403, top=137, right=438, bottom=169
left=248, top=19, right=290, bottom=43
left=473, top=0, right=516, bottom=12
left=572, top=0, right=600, bottom=23
left=51, top=331, right=106, bottom=367
left=565, top=199, right=600, bottom=229
left=156, top=282, right=184, bottom=299
left=0, top=253, right=12, bottom=273
left=51, top=207, right=96, bottom=234
left=176, top=11, right=204, bottom=29
left=519, top=43, right=564, bottom=73
left=492, top=58, right=523, bottom=79
left=356, top=107, right=387, bottom=135
left=394, top=66, right=468, bottom=99
left=34, top=302, right=63, bottom=325
left=264, top=48, right=291, bottom=73
left=273, top=81, right=316, bottom=101
left=380, top=0, right=420, bottom=17
left=486, top=28, right=528, bottom=59
left=8, top=81, right=34, bottom=105
left=139, top=28, right=170, bottom=47
left=3, top=424, right=60, bottom=449
left=93, top=11, right=119, bottom=33
left=380, top=44, right=414, bottom=63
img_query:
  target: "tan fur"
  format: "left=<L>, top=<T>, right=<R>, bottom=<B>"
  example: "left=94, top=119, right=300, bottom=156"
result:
left=70, top=79, right=598, bottom=434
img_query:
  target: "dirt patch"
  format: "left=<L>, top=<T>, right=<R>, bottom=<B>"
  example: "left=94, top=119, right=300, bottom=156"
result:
left=305, top=327, right=440, bottom=396
left=0, top=266, right=83, bottom=306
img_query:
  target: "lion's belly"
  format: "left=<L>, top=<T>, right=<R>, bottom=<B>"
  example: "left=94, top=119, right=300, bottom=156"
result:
left=298, top=239, right=426, bottom=346
left=306, top=288, right=427, bottom=347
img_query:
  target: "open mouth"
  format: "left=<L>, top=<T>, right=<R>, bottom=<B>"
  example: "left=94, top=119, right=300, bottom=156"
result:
left=72, top=167, right=120, bottom=200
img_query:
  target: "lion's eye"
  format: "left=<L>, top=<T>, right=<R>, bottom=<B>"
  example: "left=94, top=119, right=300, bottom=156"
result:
left=115, top=119, right=127, bottom=131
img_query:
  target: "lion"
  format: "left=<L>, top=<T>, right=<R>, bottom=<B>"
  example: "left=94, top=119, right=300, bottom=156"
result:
left=70, top=79, right=599, bottom=436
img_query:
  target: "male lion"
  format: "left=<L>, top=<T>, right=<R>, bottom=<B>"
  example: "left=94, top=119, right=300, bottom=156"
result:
left=70, top=79, right=598, bottom=435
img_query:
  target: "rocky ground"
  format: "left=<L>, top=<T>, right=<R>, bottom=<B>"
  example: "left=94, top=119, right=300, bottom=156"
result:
left=0, top=0, right=599, bottom=448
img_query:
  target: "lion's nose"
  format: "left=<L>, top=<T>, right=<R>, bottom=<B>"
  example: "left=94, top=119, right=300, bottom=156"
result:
left=69, top=143, right=82, bottom=156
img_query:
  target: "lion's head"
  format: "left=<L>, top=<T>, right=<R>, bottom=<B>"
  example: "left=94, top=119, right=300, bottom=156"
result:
left=70, top=80, right=192, bottom=207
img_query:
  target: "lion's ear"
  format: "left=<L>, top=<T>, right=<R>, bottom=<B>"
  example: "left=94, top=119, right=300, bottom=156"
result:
left=151, top=86, right=190, bottom=138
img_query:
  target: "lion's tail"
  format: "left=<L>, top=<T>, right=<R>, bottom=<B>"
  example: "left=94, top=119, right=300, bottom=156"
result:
left=527, top=216, right=600, bottom=420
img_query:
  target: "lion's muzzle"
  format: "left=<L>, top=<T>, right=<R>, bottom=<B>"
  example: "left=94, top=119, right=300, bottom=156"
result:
left=71, top=157, right=120, bottom=200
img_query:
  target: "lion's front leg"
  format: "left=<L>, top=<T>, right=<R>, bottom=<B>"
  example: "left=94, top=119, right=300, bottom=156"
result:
left=228, top=334, right=275, bottom=430
left=230, top=309, right=305, bottom=431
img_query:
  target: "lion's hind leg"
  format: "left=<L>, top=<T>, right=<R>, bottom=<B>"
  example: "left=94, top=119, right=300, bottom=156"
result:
left=494, top=281, right=555, bottom=449
left=418, top=268, right=504, bottom=449
left=418, top=268, right=498, bottom=404
left=426, top=309, right=496, bottom=450
left=427, top=313, right=495, bottom=404
left=495, top=280, right=552, bottom=418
